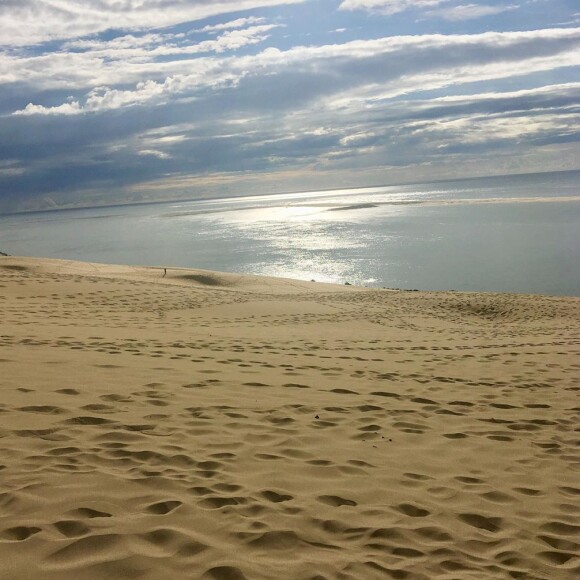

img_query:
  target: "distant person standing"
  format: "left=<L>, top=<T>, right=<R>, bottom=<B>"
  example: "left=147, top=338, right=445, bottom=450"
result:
left=163, top=268, right=167, bottom=277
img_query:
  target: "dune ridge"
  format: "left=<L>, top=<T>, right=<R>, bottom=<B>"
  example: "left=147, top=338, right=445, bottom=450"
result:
left=0, top=256, right=578, bottom=579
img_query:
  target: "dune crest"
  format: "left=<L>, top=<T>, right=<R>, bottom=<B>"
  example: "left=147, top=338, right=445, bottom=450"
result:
left=0, top=256, right=579, bottom=579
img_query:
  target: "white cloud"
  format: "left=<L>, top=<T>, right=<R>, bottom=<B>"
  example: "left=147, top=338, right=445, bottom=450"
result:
left=0, top=25, right=278, bottom=92
left=142, top=134, right=189, bottom=146
left=63, top=33, right=180, bottom=52
left=407, top=110, right=580, bottom=148
left=427, top=82, right=580, bottom=104
left=340, top=131, right=378, bottom=146
left=0, top=160, right=25, bottom=176
left=207, top=25, right=279, bottom=52
left=429, top=4, right=519, bottom=21
left=198, top=17, right=267, bottom=33
left=0, top=0, right=303, bottom=46
left=138, top=149, right=171, bottom=159
left=52, top=25, right=279, bottom=61
left=339, top=0, right=520, bottom=19
left=339, top=0, right=446, bottom=16
left=12, top=28, right=580, bottom=116
left=14, top=101, right=82, bottom=116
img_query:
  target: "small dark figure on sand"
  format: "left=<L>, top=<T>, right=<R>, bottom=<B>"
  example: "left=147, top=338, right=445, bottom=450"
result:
left=163, top=268, right=167, bottom=277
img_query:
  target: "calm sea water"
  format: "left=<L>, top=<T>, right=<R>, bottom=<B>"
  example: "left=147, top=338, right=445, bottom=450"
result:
left=1, top=171, right=579, bottom=296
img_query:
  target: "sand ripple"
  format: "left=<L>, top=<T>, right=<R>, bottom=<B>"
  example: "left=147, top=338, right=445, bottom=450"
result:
left=0, top=257, right=579, bottom=579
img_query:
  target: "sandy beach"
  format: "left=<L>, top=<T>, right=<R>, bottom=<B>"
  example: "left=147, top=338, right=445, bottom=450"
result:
left=0, top=256, right=578, bottom=579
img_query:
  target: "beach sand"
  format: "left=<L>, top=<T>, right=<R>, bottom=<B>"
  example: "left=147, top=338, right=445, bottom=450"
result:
left=0, top=256, right=578, bottom=579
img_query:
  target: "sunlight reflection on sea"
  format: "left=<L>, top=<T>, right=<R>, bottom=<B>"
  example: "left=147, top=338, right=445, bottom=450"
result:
left=0, top=171, right=578, bottom=295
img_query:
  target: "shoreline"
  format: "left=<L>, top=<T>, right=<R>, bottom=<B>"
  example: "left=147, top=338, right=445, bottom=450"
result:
left=1, top=256, right=578, bottom=579
left=2, top=254, right=579, bottom=298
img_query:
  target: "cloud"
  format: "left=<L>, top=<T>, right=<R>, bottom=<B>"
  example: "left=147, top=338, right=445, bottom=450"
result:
left=339, top=0, right=520, bottom=19
left=198, top=17, right=267, bottom=33
left=138, top=149, right=171, bottom=159
left=4, top=73, right=578, bottom=195
left=339, top=0, right=446, bottom=16
left=14, top=101, right=82, bottom=116
left=0, top=160, right=24, bottom=177
left=74, top=23, right=282, bottom=56
left=1, top=0, right=579, bottom=213
left=12, top=27, right=580, bottom=116
left=399, top=85, right=580, bottom=147
left=0, top=0, right=303, bottom=46
left=429, top=4, right=519, bottom=21
left=327, top=83, right=580, bottom=155
left=63, top=32, right=181, bottom=52
left=0, top=24, right=279, bottom=107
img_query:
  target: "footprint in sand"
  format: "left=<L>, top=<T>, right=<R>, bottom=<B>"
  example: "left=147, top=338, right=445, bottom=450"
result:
left=317, top=495, right=357, bottom=507
left=0, top=526, right=42, bottom=541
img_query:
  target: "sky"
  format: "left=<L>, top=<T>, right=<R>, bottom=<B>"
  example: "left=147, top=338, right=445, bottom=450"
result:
left=0, top=0, right=578, bottom=213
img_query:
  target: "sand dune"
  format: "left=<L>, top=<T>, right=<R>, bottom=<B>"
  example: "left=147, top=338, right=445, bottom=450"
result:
left=0, top=256, right=578, bottom=579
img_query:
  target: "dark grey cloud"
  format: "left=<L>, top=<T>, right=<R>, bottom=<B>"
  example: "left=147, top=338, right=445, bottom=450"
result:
left=1, top=74, right=578, bottom=212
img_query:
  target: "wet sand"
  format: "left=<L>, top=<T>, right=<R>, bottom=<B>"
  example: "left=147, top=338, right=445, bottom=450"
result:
left=1, top=256, right=578, bottom=579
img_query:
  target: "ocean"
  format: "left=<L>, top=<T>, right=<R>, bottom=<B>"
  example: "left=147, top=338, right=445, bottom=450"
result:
left=1, top=170, right=579, bottom=296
